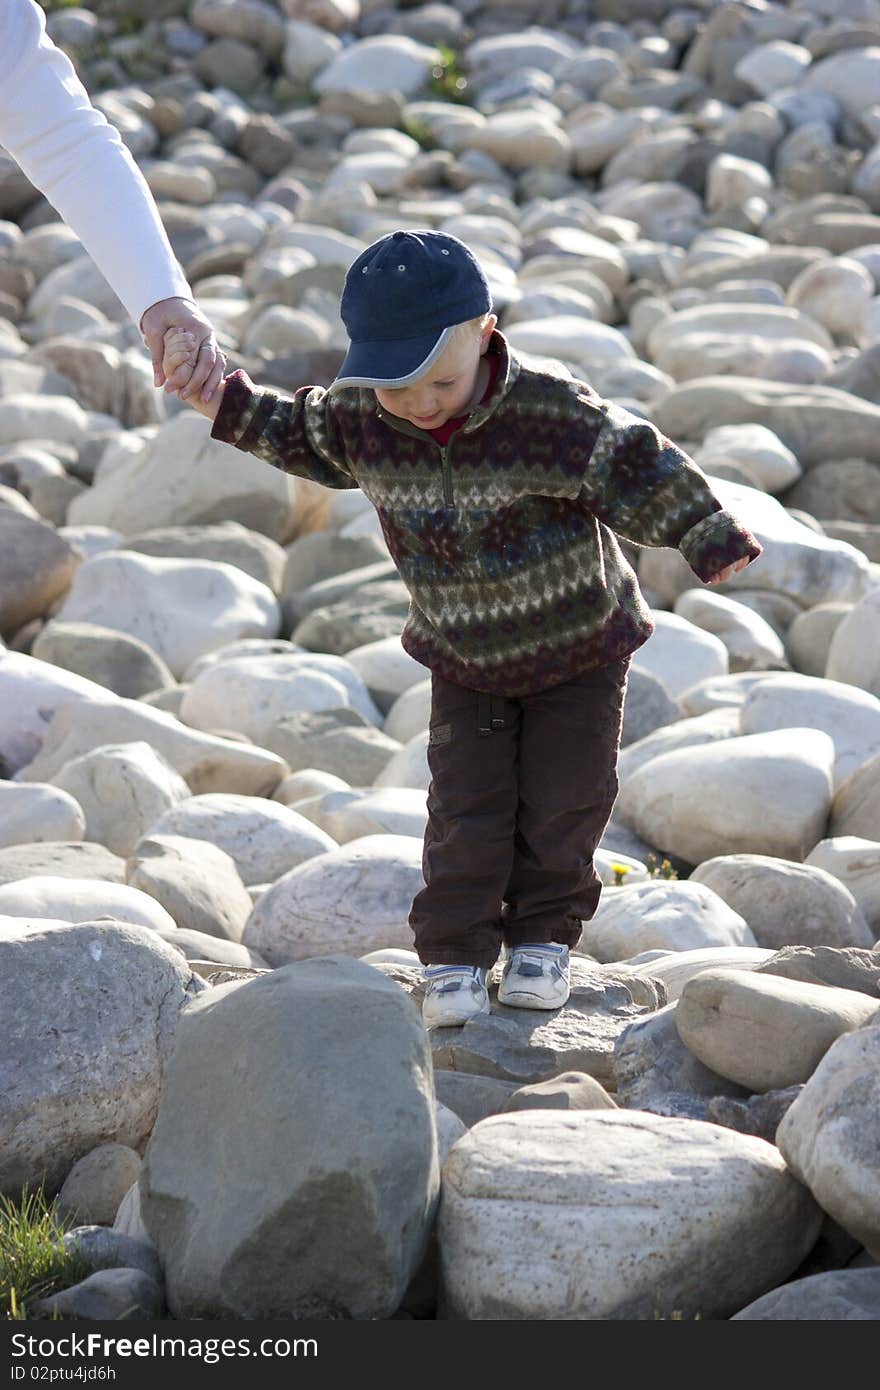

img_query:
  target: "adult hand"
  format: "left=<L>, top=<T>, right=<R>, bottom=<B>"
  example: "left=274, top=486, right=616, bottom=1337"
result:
left=140, top=296, right=226, bottom=401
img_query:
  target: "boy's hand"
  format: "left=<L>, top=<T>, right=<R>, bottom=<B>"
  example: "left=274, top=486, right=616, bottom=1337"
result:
left=705, top=550, right=761, bottom=585
left=141, top=296, right=224, bottom=398
left=163, top=328, right=226, bottom=419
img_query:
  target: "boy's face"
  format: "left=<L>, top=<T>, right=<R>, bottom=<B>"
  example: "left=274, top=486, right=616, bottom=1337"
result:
left=373, top=316, right=497, bottom=430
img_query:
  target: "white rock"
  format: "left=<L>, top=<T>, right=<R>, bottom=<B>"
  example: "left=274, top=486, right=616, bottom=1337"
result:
left=313, top=36, right=441, bottom=98
left=734, top=42, right=812, bottom=98
left=505, top=315, right=634, bottom=367
left=0, top=650, right=117, bottom=776
left=324, top=152, right=410, bottom=196
left=616, top=728, right=835, bottom=864
left=803, top=48, right=880, bottom=124
left=272, top=769, right=351, bottom=807
left=0, top=877, right=178, bottom=932
left=67, top=413, right=296, bottom=544
left=625, top=945, right=773, bottom=1002
left=383, top=678, right=431, bottom=744
left=180, top=652, right=381, bottom=743
left=639, top=478, right=871, bottom=610
left=826, top=587, right=880, bottom=697
left=618, top=706, right=741, bottom=785
left=438, top=1110, right=821, bottom=1320
left=580, top=879, right=757, bottom=963
left=805, top=837, right=880, bottom=934
left=298, top=787, right=428, bottom=843
left=243, top=833, right=424, bottom=964
left=126, top=834, right=253, bottom=944
left=50, top=742, right=191, bottom=859
left=343, top=637, right=426, bottom=710
left=462, top=110, right=571, bottom=172
left=787, top=257, right=876, bottom=344
left=282, top=18, right=341, bottom=82
left=630, top=610, right=729, bottom=701
left=55, top=551, right=280, bottom=681
left=144, top=793, right=337, bottom=886
left=372, top=729, right=429, bottom=790
left=693, top=423, right=801, bottom=493
left=673, top=590, right=787, bottom=672
left=0, top=782, right=85, bottom=848
left=706, top=153, right=773, bottom=211
left=0, top=393, right=89, bottom=448
left=740, top=672, right=880, bottom=788
left=777, top=1022, right=880, bottom=1259
left=14, top=694, right=286, bottom=798
left=690, top=854, right=875, bottom=951
left=242, top=305, right=331, bottom=356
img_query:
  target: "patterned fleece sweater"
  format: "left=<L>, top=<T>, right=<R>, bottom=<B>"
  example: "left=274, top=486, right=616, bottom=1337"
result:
left=211, top=329, right=762, bottom=697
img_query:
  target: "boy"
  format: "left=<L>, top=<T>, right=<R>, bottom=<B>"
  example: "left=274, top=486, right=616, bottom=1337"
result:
left=164, top=228, right=762, bottom=1029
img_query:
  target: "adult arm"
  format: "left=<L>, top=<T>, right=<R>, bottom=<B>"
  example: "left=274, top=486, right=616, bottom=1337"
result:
left=0, top=0, right=220, bottom=393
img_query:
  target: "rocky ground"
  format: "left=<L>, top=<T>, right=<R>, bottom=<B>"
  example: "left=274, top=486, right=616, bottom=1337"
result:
left=1, top=0, right=880, bottom=1321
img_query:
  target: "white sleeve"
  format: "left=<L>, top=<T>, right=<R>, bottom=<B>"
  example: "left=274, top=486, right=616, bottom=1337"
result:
left=0, top=0, right=192, bottom=327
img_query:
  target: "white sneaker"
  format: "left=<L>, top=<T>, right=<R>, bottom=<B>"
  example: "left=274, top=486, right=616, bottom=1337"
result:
left=497, top=943, right=570, bottom=1010
left=422, top=965, right=490, bottom=1029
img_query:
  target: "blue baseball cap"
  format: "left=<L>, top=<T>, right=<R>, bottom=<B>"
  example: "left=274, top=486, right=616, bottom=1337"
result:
left=332, top=229, right=493, bottom=391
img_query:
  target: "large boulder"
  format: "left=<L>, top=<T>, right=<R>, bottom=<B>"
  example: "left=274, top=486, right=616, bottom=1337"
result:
left=777, top=1021, right=880, bottom=1259
left=0, top=877, right=178, bottom=933
left=140, top=957, right=438, bottom=1318
left=0, top=650, right=116, bottom=777
left=0, top=919, right=200, bottom=1196
left=126, top=834, right=253, bottom=943
left=733, top=1268, right=880, bottom=1320
left=0, top=782, right=85, bottom=848
left=438, top=1111, right=821, bottom=1320
left=739, top=674, right=880, bottom=790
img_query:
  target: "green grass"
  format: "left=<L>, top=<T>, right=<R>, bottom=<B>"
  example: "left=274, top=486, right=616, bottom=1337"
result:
left=0, top=1184, right=92, bottom=1320
left=429, top=46, right=469, bottom=104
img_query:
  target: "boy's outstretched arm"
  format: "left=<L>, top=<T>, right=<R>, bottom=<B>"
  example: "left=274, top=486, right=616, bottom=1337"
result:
left=576, top=399, right=763, bottom=584
left=165, top=328, right=357, bottom=491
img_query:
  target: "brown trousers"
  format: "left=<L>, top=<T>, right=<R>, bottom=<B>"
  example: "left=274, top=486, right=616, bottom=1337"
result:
left=408, top=654, right=631, bottom=967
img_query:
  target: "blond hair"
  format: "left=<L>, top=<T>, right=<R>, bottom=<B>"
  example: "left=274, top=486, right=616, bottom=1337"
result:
left=449, top=312, right=493, bottom=344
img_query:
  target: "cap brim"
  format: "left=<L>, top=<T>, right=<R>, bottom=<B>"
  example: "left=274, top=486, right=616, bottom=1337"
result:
left=330, top=324, right=457, bottom=392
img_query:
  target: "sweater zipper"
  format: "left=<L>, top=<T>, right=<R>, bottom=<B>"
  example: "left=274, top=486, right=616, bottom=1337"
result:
left=440, top=439, right=454, bottom=506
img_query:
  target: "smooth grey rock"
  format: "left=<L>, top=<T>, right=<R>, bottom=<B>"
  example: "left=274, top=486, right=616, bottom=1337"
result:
left=58, top=1145, right=142, bottom=1227
left=141, top=957, right=438, bottom=1319
left=61, top=1225, right=162, bottom=1286
left=732, top=1268, right=880, bottom=1320
left=0, top=839, right=125, bottom=887
left=500, top=1071, right=618, bottom=1113
left=32, top=620, right=176, bottom=699
left=0, top=920, right=199, bottom=1196
left=15, top=692, right=287, bottom=797
left=756, top=944, right=880, bottom=998
left=126, top=834, right=253, bottom=942
left=831, top=751, right=880, bottom=839
left=50, top=741, right=191, bottom=859
left=582, top=879, right=757, bottom=962
left=0, top=509, right=80, bottom=639
left=431, top=1072, right=521, bottom=1128
left=613, top=1001, right=750, bottom=1110
left=264, top=707, right=402, bottom=783
left=125, top=521, right=286, bottom=594
left=33, top=1267, right=163, bottom=1320
left=805, top=838, right=880, bottom=934
left=0, top=782, right=85, bottom=848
